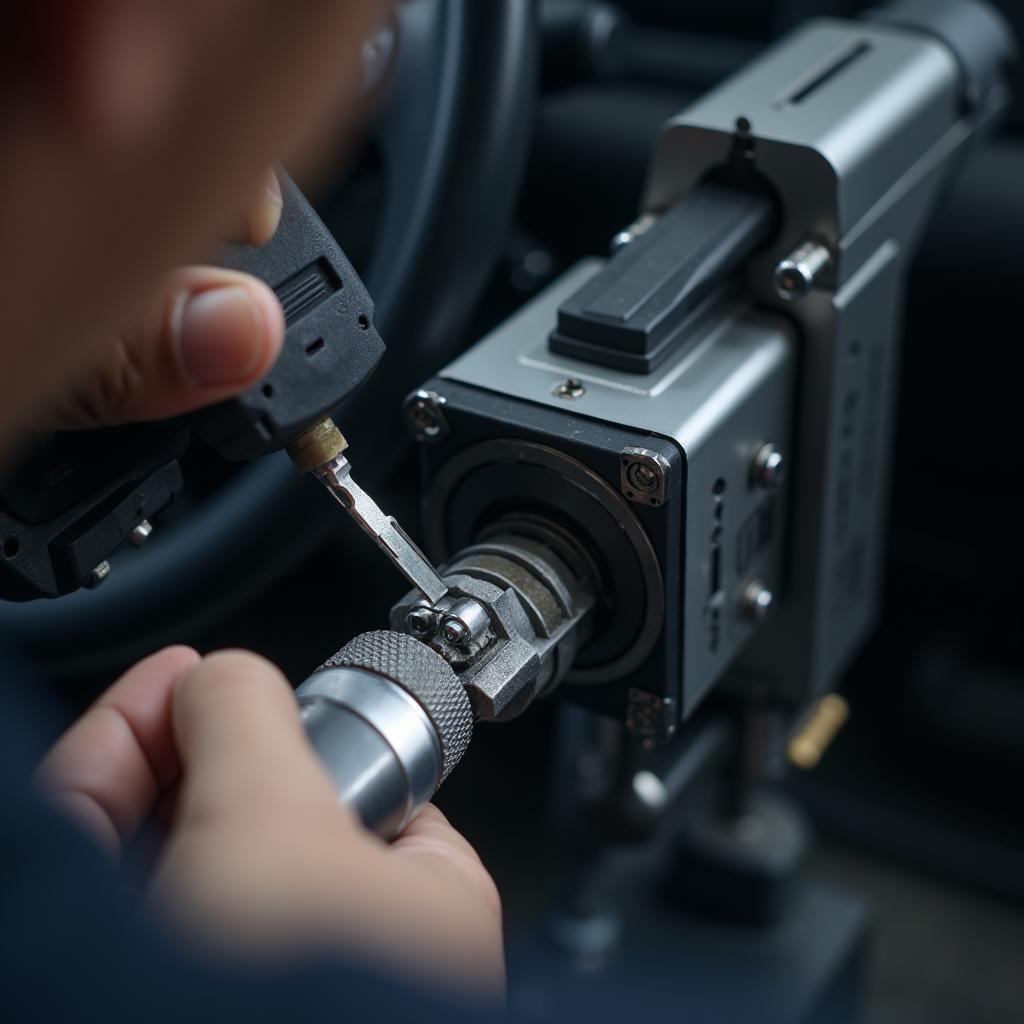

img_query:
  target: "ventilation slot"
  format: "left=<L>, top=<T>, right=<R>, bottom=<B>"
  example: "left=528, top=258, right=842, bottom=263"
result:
left=779, top=41, right=871, bottom=107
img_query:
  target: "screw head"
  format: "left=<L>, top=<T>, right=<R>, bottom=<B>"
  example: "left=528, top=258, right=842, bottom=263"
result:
left=410, top=403, right=438, bottom=432
left=620, top=447, right=669, bottom=507
left=405, top=606, right=436, bottom=639
left=751, top=443, right=786, bottom=490
left=626, top=462, right=658, bottom=494
left=404, top=390, right=448, bottom=442
left=440, top=616, right=471, bottom=645
left=740, top=580, right=774, bottom=623
left=554, top=378, right=585, bottom=400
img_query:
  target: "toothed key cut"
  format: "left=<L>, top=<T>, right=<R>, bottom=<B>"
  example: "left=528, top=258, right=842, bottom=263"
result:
left=286, top=420, right=449, bottom=606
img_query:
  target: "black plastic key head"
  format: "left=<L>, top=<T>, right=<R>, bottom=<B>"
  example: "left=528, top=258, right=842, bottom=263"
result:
left=193, top=173, right=386, bottom=461
left=0, top=176, right=385, bottom=600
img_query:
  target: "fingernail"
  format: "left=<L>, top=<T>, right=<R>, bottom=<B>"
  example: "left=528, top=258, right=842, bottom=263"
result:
left=176, top=286, right=266, bottom=388
left=266, top=168, right=282, bottom=206
left=247, top=171, right=283, bottom=245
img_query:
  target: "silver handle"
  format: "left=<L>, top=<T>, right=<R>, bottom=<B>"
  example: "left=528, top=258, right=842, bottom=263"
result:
left=296, top=631, right=474, bottom=839
left=297, top=667, right=442, bottom=837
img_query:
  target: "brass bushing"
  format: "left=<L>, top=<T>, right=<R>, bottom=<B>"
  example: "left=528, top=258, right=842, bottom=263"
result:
left=287, top=419, right=348, bottom=473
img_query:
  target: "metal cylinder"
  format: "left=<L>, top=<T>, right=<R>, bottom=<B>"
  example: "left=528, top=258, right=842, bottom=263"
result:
left=296, top=631, right=474, bottom=838
left=773, top=240, right=831, bottom=299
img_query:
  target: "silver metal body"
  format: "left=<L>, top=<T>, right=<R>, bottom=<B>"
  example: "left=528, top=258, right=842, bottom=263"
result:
left=642, top=17, right=1006, bottom=702
left=436, top=15, right=1008, bottom=707
left=441, top=267, right=795, bottom=715
left=297, top=666, right=442, bottom=837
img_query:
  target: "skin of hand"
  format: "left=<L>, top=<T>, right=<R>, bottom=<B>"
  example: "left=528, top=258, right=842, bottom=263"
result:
left=0, top=0, right=388, bottom=448
left=37, top=172, right=287, bottom=432
left=38, top=648, right=505, bottom=1001
left=8, top=0, right=505, bottom=999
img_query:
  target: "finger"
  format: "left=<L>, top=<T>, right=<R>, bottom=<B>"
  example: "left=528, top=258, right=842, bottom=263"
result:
left=42, top=266, right=285, bottom=430
left=392, top=804, right=500, bottom=901
left=38, top=646, right=200, bottom=855
left=389, top=805, right=505, bottom=997
left=243, top=168, right=284, bottom=247
left=172, top=650, right=346, bottom=828
left=392, top=804, right=486, bottom=864
left=222, top=167, right=284, bottom=246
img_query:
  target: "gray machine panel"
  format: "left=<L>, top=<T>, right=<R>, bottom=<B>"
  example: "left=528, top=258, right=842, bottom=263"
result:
left=442, top=262, right=796, bottom=715
left=644, top=19, right=961, bottom=263
left=635, top=18, right=998, bottom=701
left=434, top=11, right=1007, bottom=712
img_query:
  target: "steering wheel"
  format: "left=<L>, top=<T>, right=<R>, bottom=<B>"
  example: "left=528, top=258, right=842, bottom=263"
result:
left=2, top=0, right=539, bottom=674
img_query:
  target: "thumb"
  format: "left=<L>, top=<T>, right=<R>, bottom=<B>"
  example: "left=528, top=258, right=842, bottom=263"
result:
left=172, top=650, right=343, bottom=829
left=42, top=267, right=284, bottom=430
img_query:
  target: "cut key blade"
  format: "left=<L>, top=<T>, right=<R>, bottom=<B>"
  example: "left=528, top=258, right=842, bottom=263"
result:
left=313, top=454, right=449, bottom=606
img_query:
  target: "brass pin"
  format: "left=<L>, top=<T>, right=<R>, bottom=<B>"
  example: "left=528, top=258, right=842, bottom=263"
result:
left=787, top=693, right=849, bottom=770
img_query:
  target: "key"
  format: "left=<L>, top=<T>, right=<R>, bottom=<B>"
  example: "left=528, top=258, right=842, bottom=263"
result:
left=313, top=452, right=449, bottom=607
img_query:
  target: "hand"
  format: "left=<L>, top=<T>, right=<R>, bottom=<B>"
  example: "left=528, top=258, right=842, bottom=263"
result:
left=36, top=175, right=286, bottom=431
left=37, top=648, right=504, bottom=1001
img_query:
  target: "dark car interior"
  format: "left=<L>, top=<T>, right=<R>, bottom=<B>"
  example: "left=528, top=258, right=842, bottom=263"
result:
left=3, top=2, right=1023, bottom=1021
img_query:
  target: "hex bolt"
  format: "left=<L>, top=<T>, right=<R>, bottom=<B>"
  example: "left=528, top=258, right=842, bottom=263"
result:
left=740, top=580, right=774, bottom=623
left=441, top=617, right=471, bottom=645
left=554, top=378, right=585, bottom=400
left=130, top=519, right=154, bottom=547
left=405, top=605, right=437, bottom=639
left=751, top=443, right=786, bottom=490
left=774, top=240, right=831, bottom=300
left=439, top=597, right=490, bottom=646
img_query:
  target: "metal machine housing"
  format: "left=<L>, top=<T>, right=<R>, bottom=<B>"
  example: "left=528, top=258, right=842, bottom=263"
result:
left=416, top=284, right=795, bottom=737
left=410, top=9, right=1013, bottom=733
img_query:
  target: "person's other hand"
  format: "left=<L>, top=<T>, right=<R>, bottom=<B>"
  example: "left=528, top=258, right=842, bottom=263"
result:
left=36, top=174, right=286, bottom=431
left=37, top=648, right=504, bottom=1001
